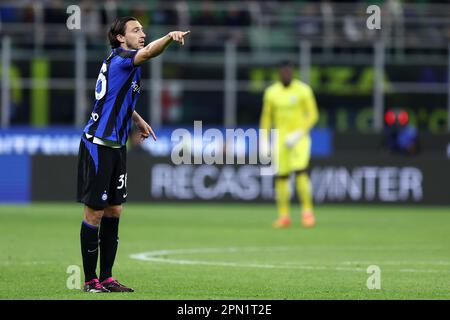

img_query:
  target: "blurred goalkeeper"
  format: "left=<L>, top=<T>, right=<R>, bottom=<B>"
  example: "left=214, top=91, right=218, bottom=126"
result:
left=260, top=60, right=319, bottom=228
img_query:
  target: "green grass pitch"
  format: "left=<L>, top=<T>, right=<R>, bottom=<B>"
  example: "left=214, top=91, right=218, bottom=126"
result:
left=0, top=203, right=449, bottom=299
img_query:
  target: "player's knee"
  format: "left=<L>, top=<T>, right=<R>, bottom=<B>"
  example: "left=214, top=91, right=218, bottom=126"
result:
left=84, top=206, right=104, bottom=226
left=104, top=205, right=122, bottom=218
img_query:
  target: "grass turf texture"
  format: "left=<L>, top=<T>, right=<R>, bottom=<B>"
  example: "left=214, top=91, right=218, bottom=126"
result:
left=0, top=203, right=449, bottom=300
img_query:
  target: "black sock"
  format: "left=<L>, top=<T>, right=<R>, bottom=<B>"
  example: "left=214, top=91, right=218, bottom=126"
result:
left=99, top=217, right=120, bottom=282
left=80, top=220, right=99, bottom=282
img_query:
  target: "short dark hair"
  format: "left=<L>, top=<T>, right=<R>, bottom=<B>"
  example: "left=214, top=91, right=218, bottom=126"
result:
left=108, top=16, right=137, bottom=48
left=279, top=60, right=294, bottom=68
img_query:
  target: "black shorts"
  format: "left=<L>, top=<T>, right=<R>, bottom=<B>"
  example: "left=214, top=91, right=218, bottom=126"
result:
left=77, top=135, right=127, bottom=210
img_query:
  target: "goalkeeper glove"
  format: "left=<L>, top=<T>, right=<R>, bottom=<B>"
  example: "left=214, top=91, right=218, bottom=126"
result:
left=285, top=130, right=304, bottom=148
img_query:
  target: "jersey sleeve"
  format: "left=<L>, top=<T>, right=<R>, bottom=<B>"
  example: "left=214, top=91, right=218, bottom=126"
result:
left=303, top=85, right=319, bottom=132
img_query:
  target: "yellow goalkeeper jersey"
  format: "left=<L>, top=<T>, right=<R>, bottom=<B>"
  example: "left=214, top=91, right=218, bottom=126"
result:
left=260, top=79, right=319, bottom=137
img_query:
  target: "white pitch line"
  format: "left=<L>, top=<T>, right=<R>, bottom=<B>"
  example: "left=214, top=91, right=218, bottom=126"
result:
left=130, top=253, right=366, bottom=272
left=129, top=247, right=450, bottom=274
left=0, top=261, right=49, bottom=266
left=341, top=260, right=450, bottom=266
left=399, top=269, right=446, bottom=273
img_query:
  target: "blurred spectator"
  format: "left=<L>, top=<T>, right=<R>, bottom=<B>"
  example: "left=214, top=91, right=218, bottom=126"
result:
left=445, top=25, right=450, bottom=42
left=151, top=2, right=177, bottom=26
left=225, top=4, right=250, bottom=44
left=342, top=13, right=362, bottom=42
left=192, top=0, right=221, bottom=26
left=162, top=82, right=183, bottom=124
left=43, top=0, right=68, bottom=49
left=295, top=3, right=321, bottom=38
left=383, top=108, right=420, bottom=155
left=175, top=0, right=190, bottom=30
left=381, top=0, right=404, bottom=47
left=419, top=67, right=439, bottom=84
left=22, top=2, right=35, bottom=23
left=191, top=0, right=222, bottom=52
left=0, top=3, right=19, bottom=23
left=321, top=0, right=335, bottom=48
left=81, top=0, right=102, bottom=48
left=130, top=3, right=150, bottom=27
left=43, top=0, right=66, bottom=24
left=101, top=0, right=118, bottom=27
left=225, top=4, right=250, bottom=27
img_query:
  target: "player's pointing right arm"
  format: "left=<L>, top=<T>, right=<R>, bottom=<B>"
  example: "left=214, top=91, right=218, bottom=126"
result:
left=134, top=31, right=190, bottom=65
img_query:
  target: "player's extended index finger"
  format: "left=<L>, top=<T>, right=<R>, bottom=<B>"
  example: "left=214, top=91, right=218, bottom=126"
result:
left=149, top=126, right=157, bottom=141
left=183, top=31, right=190, bottom=36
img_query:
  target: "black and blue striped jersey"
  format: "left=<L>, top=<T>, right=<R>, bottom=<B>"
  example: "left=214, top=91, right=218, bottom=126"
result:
left=84, top=47, right=141, bottom=146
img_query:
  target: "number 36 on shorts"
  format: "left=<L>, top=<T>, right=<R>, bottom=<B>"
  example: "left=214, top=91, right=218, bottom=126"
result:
left=117, top=173, right=127, bottom=190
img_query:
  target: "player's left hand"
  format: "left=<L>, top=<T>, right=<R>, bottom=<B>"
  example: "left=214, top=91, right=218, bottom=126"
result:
left=285, top=130, right=303, bottom=148
left=136, top=118, right=157, bottom=141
